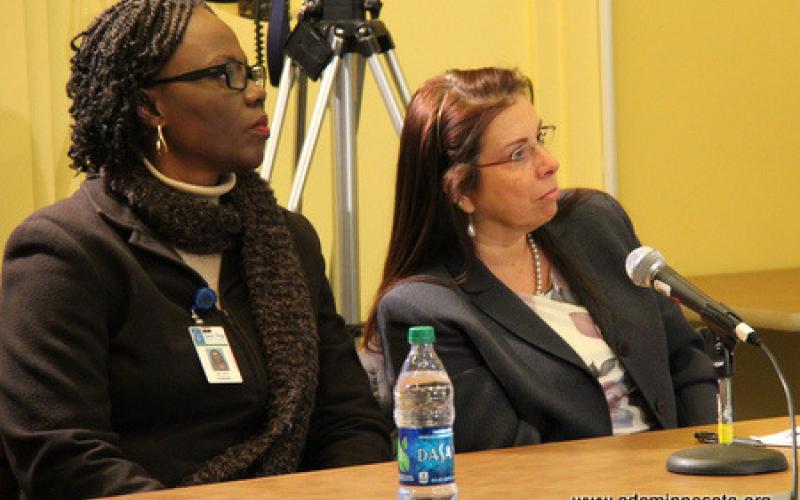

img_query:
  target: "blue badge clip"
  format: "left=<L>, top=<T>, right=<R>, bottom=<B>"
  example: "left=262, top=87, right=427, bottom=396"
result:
left=192, top=286, right=217, bottom=314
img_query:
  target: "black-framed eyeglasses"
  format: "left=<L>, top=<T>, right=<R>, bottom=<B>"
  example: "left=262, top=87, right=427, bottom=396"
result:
left=144, top=61, right=265, bottom=91
left=475, top=122, right=556, bottom=169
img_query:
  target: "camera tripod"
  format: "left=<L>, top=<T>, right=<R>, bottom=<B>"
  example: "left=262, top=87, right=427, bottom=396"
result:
left=260, top=0, right=410, bottom=324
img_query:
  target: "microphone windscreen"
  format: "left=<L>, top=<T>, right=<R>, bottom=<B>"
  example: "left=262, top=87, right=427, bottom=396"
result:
left=625, top=246, right=665, bottom=287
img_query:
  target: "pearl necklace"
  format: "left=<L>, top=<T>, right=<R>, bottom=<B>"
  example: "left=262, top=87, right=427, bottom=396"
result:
left=526, top=233, right=543, bottom=295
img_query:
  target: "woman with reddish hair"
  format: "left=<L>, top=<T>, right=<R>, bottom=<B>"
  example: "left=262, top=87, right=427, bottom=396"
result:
left=364, top=67, right=716, bottom=453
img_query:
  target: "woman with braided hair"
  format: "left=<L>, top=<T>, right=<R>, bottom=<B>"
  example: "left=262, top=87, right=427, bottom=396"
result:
left=0, top=1, right=391, bottom=498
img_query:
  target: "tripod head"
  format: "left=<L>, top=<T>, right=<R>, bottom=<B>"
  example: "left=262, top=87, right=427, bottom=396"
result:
left=283, top=0, right=394, bottom=80
left=300, top=0, right=383, bottom=21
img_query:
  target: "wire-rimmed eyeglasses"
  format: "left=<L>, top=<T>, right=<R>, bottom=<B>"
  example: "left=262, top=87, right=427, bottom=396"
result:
left=144, top=61, right=265, bottom=91
left=475, top=123, right=556, bottom=169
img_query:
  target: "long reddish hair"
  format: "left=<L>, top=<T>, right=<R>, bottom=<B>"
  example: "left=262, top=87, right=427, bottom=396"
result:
left=362, top=68, right=533, bottom=349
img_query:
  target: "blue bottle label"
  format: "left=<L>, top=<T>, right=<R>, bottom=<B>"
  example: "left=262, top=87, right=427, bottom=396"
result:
left=397, top=426, right=455, bottom=486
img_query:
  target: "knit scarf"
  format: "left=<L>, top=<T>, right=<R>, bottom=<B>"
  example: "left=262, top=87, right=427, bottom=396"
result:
left=105, top=163, right=320, bottom=483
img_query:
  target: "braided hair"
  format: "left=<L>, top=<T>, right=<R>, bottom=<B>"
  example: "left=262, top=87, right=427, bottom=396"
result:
left=67, top=0, right=207, bottom=174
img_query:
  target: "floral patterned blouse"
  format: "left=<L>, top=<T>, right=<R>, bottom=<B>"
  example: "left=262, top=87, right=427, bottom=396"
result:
left=519, top=267, right=653, bottom=435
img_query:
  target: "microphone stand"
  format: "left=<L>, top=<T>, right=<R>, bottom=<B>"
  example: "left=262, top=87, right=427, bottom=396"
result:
left=667, top=327, right=787, bottom=475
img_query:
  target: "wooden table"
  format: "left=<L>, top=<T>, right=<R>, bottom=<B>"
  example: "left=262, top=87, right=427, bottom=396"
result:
left=686, top=268, right=800, bottom=420
left=686, top=268, right=800, bottom=332
left=116, top=417, right=796, bottom=499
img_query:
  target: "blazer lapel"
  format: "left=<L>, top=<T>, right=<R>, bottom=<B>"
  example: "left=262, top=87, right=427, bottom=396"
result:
left=544, top=214, right=677, bottom=428
left=81, top=178, right=185, bottom=267
left=544, top=221, right=605, bottom=318
left=542, top=216, right=628, bottom=350
left=542, top=215, right=651, bottom=351
left=447, top=255, right=588, bottom=372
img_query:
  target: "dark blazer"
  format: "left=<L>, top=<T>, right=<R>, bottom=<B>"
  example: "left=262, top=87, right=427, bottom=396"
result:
left=378, top=191, right=716, bottom=453
left=0, top=177, right=391, bottom=499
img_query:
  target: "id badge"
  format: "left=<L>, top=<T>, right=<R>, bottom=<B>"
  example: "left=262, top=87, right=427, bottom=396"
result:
left=188, top=326, right=243, bottom=383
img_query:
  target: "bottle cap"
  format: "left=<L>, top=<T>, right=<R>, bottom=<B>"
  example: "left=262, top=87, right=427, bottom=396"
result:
left=408, top=325, right=435, bottom=344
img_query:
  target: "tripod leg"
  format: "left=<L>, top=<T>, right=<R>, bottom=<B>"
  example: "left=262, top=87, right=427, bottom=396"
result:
left=355, top=25, right=404, bottom=135
left=364, top=52, right=404, bottom=135
left=351, top=56, right=366, bottom=133
left=287, top=36, right=345, bottom=211
left=332, top=53, right=360, bottom=323
left=294, top=69, right=307, bottom=165
left=290, top=70, right=308, bottom=211
left=260, top=57, right=296, bottom=182
left=383, top=49, right=411, bottom=107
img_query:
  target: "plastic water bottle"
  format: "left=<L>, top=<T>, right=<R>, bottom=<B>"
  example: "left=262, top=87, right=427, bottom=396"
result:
left=394, top=326, right=457, bottom=500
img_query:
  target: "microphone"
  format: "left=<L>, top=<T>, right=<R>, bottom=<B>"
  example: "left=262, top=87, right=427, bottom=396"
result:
left=625, top=246, right=760, bottom=346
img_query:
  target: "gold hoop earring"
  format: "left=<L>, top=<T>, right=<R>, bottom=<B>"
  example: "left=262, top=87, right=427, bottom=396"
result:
left=156, top=124, right=169, bottom=154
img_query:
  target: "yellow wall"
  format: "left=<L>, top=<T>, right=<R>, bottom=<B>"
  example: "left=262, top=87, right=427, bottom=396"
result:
left=531, top=1, right=607, bottom=191
left=3, top=0, right=798, bottom=322
left=0, top=0, right=104, bottom=257
left=0, top=0, right=35, bottom=246
left=613, top=0, right=800, bottom=275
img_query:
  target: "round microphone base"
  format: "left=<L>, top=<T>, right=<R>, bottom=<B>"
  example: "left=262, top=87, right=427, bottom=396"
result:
left=667, top=444, right=787, bottom=475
